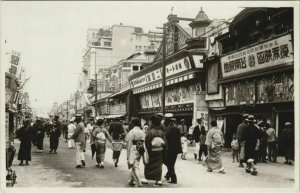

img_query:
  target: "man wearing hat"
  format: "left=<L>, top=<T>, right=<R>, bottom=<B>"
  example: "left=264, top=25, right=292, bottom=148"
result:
left=49, top=115, right=61, bottom=154
left=236, top=114, right=249, bottom=167
left=280, top=122, right=294, bottom=165
left=192, top=118, right=205, bottom=160
left=257, top=121, right=268, bottom=163
left=164, top=114, right=182, bottom=184
left=70, top=114, right=86, bottom=168
left=178, top=119, right=188, bottom=136
left=243, top=115, right=260, bottom=175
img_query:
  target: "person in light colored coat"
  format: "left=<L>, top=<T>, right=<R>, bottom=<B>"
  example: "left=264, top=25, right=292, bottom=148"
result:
left=70, top=115, right=86, bottom=168
left=68, top=119, right=76, bottom=149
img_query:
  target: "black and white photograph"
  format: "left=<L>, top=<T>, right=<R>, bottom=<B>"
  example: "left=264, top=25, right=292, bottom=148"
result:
left=1, top=1, right=299, bottom=193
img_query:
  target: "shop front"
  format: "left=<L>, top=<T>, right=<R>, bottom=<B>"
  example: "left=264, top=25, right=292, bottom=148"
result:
left=217, top=32, right=294, bottom=148
left=129, top=51, right=206, bottom=127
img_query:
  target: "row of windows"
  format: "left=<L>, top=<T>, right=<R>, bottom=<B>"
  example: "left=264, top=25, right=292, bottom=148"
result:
left=135, top=45, right=149, bottom=51
left=92, top=33, right=99, bottom=39
left=91, top=41, right=111, bottom=47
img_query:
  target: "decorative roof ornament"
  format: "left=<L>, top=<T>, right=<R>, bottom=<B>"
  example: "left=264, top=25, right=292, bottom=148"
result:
left=189, top=7, right=212, bottom=28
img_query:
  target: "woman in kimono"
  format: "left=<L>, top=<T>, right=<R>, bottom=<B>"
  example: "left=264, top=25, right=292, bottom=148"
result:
left=16, top=119, right=34, bottom=166
left=126, top=118, right=146, bottom=187
left=204, top=120, right=225, bottom=174
left=142, top=115, right=166, bottom=186
left=91, top=118, right=113, bottom=168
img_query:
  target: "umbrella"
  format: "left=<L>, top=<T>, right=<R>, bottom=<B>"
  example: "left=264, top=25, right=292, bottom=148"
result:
left=91, top=143, right=96, bottom=160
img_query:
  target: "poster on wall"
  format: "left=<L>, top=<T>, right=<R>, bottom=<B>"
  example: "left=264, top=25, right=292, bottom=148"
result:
left=165, top=84, right=195, bottom=106
left=257, top=73, right=294, bottom=103
left=207, top=62, right=219, bottom=94
left=225, top=81, right=255, bottom=106
left=140, top=93, right=153, bottom=109
left=196, top=107, right=208, bottom=131
left=151, top=92, right=161, bottom=107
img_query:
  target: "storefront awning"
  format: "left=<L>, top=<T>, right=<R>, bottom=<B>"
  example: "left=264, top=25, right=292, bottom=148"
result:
left=133, top=72, right=197, bottom=94
left=104, top=114, right=126, bottom=119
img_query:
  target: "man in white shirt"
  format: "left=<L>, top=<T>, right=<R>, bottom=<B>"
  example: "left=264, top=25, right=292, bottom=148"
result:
left=67, top=118, right=76, bottom=149
left=266, top=123, right=277, bottom=162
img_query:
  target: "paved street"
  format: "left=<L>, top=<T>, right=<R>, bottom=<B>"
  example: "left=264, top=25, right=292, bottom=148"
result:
left=10, top=137, right=294, bottom=188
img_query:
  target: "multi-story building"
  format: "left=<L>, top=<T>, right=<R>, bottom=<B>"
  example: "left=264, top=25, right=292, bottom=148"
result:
left=128, top=9, right=213, bottom=127
left=50, top=102, right=58, bottom=116
left=80, top=24, right=160, bottom=118
left=210, top=7, right=294, bottom=147
left=99, top=50, right=157, bottom=120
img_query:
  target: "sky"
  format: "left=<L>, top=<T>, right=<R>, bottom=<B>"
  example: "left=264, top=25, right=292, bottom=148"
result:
left=1, top=1, right=293, bottom=114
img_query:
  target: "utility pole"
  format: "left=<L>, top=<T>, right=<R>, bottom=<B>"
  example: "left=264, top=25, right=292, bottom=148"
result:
left=159, top=15, right=194, bottom=115
left=66, top=100, right=69, bottom=121
left=161, top=23, right=166, bottom=115
left=94, top=51, right=98, bottom=117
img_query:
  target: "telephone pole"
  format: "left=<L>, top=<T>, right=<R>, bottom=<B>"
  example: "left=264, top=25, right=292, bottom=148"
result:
left=66, top=100, right=69, bottom=121
left=161, top=23, right=166, bottom=115
left=94, top=51, right=98, bottom=117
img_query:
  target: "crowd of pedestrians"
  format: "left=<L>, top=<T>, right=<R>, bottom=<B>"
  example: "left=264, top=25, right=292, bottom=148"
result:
left=14, top=112, right=294, bottom=187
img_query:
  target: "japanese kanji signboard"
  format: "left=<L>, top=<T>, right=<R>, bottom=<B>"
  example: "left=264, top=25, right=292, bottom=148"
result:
left=220, top=33, right=293, bottom=78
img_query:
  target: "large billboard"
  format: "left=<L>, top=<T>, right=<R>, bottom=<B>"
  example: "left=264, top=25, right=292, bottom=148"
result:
left=220, top=34, right=293, bottom=78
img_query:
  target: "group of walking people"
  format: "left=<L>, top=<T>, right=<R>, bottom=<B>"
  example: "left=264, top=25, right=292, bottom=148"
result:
left=16, top=114, right=62, bottom=165
left=15, top=111, right=294, bottom=187
left=235, top=114, right=294, bottom=176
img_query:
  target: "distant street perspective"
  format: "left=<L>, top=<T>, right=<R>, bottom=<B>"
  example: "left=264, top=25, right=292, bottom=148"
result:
left=3, top=1, right=297, bottom=191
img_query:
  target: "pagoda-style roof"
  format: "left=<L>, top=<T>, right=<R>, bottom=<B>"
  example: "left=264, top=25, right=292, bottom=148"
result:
left=189, top=7, right=211, bottom=28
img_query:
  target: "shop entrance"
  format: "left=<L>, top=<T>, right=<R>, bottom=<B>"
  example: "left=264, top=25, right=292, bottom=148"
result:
left=225, top=114, right=243, bottom=147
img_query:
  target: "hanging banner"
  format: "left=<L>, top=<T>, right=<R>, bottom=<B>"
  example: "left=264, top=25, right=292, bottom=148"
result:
left=220, top=34, right=293, bottom=78
left=84, top=93, right=92, bottom=105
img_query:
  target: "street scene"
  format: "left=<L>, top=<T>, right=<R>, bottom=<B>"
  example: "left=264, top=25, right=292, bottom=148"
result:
left=2, top=1, right=298, bottom=192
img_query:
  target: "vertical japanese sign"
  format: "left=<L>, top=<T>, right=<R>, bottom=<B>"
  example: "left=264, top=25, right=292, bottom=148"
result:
left=6, top=113, right=9, bottom=143
left=220, top=34, right=293, bottom=78
left=10, top=51, right=21, bottom=65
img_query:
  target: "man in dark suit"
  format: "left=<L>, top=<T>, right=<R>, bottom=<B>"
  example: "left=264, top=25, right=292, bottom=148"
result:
left=164, top=114, right=182, bottom=184
left=192, top=118, right=205, bottom=160
left=49, top=115, right=61, bottom=154
left=108, top=118, right=125, bottom=167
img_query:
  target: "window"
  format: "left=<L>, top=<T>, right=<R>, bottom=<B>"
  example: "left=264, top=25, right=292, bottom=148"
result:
left=144, top=46, right=147, bottom=50
left=140, top=66, right=144, bottom=70
left=122, top=62, right=130, bottom=67
left=92, top=33, right=95, bottom=38
left=96, top=33, right=99, bottom=38
left=132, top=66, right=139, bottom=71
left=136, top=46, right=142, bottom=51
left=104, top=41, right=111, bottom=47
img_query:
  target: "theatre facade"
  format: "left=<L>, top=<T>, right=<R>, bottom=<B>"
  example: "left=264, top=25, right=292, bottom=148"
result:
left=211, top=7, right=294, bottom=148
